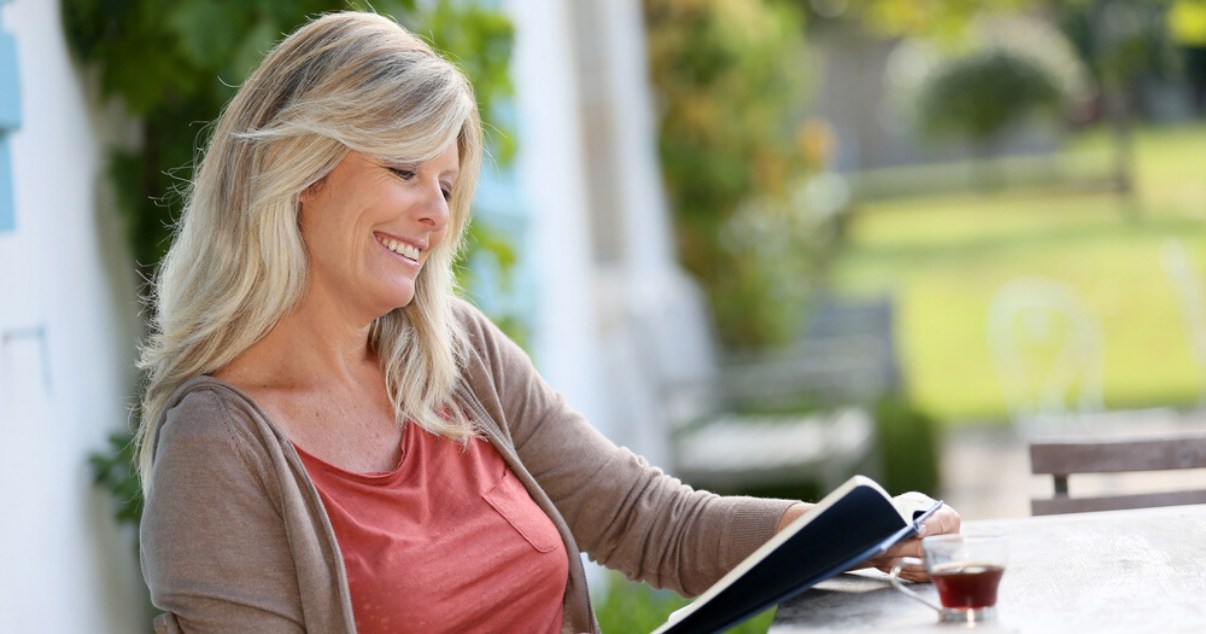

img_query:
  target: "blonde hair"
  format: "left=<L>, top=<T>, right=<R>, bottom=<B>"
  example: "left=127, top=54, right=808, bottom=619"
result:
left=136, top=11, right=482, bottom=488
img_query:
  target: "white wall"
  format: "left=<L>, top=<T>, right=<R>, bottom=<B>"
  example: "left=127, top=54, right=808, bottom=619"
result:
left=0, top=1, right=145, bottom=632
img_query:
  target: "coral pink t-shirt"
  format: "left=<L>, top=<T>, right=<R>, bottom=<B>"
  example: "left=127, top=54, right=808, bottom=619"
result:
left=295, top=423, right=569, bottom=634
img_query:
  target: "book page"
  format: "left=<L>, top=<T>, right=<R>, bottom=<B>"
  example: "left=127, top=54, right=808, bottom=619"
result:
left=891, top=490, right=942, bottom=522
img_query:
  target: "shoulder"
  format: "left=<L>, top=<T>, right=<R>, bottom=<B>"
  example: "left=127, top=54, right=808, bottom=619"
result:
left=447, top=297, right=549, bottom=424
left=449, top=295, right=499, bottom=345
left=145, top=376, right=291, bottom=523
left=152, top=376, right=273, bottom=470
left=449, top=296, right=532, bottom=370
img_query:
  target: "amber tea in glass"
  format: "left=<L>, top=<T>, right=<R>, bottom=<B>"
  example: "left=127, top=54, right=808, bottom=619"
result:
left=889, top=535, right=1008, bottom=623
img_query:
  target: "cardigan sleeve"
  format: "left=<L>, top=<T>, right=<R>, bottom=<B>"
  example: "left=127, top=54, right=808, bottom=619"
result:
left=454, top=300, right=796, bottom=597
left=140, top=390, right=308, bottom=634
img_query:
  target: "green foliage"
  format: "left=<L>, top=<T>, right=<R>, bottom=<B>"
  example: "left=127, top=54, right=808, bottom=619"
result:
left=916, top=48, right=1064, bottom=148
left=1053, top=0, right=1179, bottom=90
left=873, top=395, right=940, bottom=497
left=858, top=0, right=1177, bottom=114
left=644, top=0, right=814, bottom=347
left=1169, top=0, right=1206, bottom=47
left=857, top=0, right=1039, bottom=40
left=595, top=573, right=777, bottom=634
left=88, top=432, right=144, bottom=529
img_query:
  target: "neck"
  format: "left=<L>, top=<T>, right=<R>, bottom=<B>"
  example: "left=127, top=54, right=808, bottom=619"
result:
left=217, top=289, right=386, bottom=392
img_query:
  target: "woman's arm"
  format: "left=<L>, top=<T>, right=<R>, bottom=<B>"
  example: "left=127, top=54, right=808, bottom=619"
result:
left=140, top=390, right=312, bottom=633
left=456, top=302, right=796, bottom=597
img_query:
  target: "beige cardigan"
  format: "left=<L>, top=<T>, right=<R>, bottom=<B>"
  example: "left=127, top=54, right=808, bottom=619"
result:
left=140, top=300, right=794, bottom=633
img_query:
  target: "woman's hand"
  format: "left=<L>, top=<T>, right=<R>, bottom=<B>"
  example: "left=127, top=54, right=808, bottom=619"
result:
left=775, top=494, right=961, bottom=582
left=862, top=494, right=961, bottom=582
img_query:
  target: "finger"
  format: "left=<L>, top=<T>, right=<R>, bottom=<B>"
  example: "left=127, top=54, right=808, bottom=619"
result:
left=920, top=506, right=962, bottom=538
left=892, top=568, right=931, bottom=583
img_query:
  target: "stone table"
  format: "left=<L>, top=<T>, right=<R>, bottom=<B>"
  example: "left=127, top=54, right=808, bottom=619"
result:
left=770, top=504, right=1206, bottom=634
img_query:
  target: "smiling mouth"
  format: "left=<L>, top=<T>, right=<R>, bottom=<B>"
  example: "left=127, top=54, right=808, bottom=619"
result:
left=377, top=235, right=422, bottom=262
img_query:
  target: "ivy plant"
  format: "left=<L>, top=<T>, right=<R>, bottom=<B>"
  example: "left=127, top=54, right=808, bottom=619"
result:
left=644, top=0, right=815, bottom=348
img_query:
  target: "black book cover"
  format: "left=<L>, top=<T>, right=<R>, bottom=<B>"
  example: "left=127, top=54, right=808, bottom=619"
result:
left=652, top=476, right=941, bottom=634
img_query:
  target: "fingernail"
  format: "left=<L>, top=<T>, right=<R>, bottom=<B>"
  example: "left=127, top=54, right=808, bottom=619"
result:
left=918, top=523, right=928, bottom=536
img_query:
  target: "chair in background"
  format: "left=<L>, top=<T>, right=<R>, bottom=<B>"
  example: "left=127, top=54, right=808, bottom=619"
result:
left=1030, top=432, right=1206, bottom=515
left=987, top=276, right=1106, bottom=439
left=989, top=276, right=1197, bottom=515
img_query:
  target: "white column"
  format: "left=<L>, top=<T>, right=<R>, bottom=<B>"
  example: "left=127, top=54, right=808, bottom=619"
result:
left=588, top=0, right=717, bottom=472
left=505, top=0, right=608, bottom=435
left=601, top=0, right=677, bottom=274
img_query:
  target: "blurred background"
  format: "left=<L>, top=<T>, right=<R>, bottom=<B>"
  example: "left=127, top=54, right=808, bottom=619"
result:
left=3, top=0, right=1206, bottom=631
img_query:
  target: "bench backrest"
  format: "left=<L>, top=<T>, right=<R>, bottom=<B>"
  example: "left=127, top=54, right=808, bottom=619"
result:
left=1029, top=432, right=1206, bottom=515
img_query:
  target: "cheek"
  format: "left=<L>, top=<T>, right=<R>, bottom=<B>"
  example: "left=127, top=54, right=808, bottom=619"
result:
left=299, top=209, right=366, bottom=274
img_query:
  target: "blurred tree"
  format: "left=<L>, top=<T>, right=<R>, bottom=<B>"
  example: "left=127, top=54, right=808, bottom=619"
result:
left=915, top=48, right=1064, bottom=163
left=1053, top=0, right=1178, bottom=197
left=1168, top=0, right=1206, bottom=115
left=849, top=0, right=1177, bottom=196
left=644, top=0, right=815, bottom=348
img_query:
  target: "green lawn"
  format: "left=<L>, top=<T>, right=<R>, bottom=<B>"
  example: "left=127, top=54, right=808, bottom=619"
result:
left=833, top=123, right=1206, bottom=424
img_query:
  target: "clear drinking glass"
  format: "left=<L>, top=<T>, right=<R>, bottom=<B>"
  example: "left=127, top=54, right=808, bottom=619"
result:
left=889, top=534, right=1008, bottom=624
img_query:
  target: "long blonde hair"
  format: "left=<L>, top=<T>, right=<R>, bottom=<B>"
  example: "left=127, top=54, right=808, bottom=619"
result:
left=136, top=11, right=482, bottom=488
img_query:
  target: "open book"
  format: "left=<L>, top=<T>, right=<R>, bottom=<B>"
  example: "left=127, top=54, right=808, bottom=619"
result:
left=652, top=475, right=943, bottom=634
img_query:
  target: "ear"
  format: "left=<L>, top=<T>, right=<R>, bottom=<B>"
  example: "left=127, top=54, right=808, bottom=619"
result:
left=298, top=179, right=322, bottom=206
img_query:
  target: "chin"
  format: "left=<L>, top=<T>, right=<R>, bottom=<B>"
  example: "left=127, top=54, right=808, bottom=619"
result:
left=386, top=288, right=418, bottom=312
left=360, top=289, right=416, bottom=320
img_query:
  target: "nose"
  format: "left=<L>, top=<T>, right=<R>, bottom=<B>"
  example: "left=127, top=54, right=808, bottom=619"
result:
left=415, top=178, right=450, bottom=230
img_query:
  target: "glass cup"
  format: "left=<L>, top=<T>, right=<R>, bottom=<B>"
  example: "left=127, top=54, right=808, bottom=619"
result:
left=888, top=534, right=1008, bottom=624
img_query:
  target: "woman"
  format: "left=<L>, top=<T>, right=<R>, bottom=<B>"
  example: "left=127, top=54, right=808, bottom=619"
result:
left=137, top=11, right=958, bottom=634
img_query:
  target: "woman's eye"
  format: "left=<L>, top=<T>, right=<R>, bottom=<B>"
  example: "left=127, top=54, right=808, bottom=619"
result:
left=441, top=187, right=453, bottom=201
left=389, top=167, right=416, bottom=181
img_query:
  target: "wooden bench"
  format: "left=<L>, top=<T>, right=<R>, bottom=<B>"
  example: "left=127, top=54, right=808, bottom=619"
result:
left=668, top=295, right=898, bottom=494
left=1030, top=431, right=1206, bottom=515
left=674, top=407, right=876, bottom=493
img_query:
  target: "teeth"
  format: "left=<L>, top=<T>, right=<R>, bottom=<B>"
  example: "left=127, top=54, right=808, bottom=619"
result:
left=381, top=237, right=420, bottom=260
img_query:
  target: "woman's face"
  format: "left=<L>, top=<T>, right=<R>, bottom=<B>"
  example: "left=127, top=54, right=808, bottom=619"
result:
left=298, top=143, right=459, bottom=322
